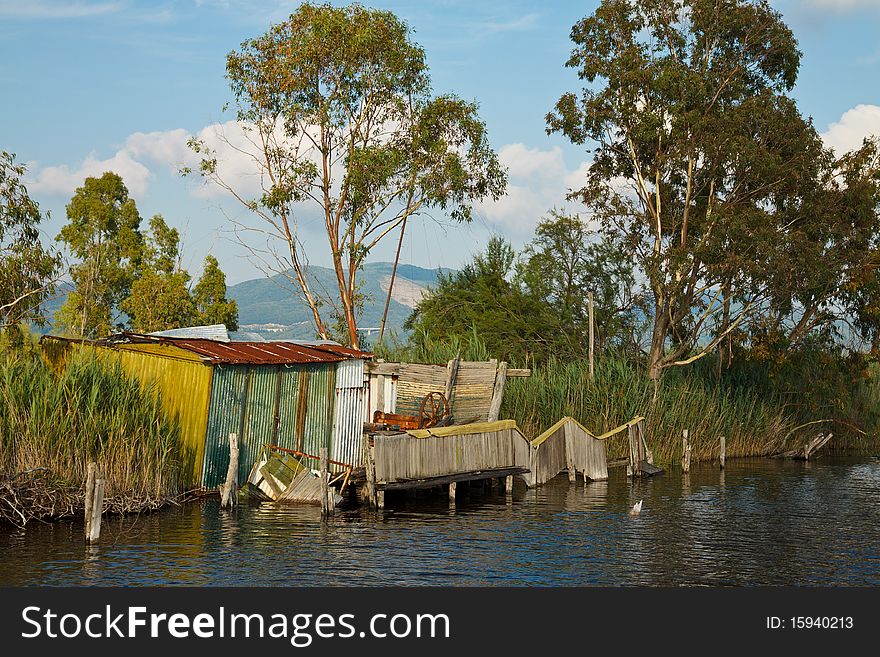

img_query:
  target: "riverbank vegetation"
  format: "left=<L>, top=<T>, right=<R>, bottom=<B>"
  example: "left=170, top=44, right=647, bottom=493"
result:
left=0, top=345, right=186, bottom=526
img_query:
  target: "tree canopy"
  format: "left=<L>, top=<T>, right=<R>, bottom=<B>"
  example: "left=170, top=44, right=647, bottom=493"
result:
left=56, top=172, right=142, bottom=338
left=188, top=2, right=506, bottom=348
left=545, top=0, right=880, bottom=379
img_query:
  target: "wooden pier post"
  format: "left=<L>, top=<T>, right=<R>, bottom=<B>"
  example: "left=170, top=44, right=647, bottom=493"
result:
left=84, top=462, right=96, bottom=541
left=719, top=435, right=726, bottom=470
left=320, top=447, right=332, bottom=516
left=88, top=478, right=104, bottom=544
left=487, top=362, right=508, bottom=422
left=448, top=481, right=457, bottom=502
left=220, top=432, right=239, bottom=509
left=505, top=475, right=514, bottom=494
left=681, top=430, right=691, bottom=474
left=444, top=356, right=460, bottom=416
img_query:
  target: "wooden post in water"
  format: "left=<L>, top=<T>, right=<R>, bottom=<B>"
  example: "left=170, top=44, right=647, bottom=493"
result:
left=448, top=481, right=457, bottom=502
left=84, top=462, right=96, bottom=541
left=88, top=478, right=104, bottom=544
left=505, top=475, right=514, bottom=494
left=719, top=436, right=726, bottom=470
left=487, top=362, right=508, bottom=422
left=220, top=432, right=239, bottom=509
left=681, top=430, right=691, bottom=474
left=320, top=447, right=331, bottom=516
left=588, top=291, right=595, bottom=381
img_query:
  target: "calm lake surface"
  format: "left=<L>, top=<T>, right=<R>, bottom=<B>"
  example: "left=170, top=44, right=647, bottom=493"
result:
left=2, top=457, right=879, bottom=586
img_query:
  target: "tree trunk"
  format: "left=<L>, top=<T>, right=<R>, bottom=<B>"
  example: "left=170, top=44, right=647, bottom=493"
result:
left=647, top=311, right=669, bottom=381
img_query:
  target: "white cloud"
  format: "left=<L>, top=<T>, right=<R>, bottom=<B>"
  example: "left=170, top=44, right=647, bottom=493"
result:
left=28, top=150, right=152, bottom=196
left=0, top=0, right=124, bottom=19
left=821, top=104, right=880, bottom=154
left=476, top=143, right=591, bottom=234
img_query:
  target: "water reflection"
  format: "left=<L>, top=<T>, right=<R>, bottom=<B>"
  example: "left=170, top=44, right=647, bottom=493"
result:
left=1, top=457, right=879, bottom=586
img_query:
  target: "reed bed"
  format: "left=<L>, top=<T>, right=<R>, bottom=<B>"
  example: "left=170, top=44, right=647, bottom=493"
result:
left=503, top=356, right=794, bottom=465
left=379, top=332, right=805, bottom=465
left=0, top=350, right=187, bottom=525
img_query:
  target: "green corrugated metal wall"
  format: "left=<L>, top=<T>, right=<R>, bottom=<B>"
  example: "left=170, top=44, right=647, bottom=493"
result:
left=202, top=362, right=336, bottom=488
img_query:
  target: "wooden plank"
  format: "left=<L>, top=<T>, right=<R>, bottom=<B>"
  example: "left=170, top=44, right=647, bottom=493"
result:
left=378, top=467, right=529, bottom=491
left=506, top=368, right=531, bottom=378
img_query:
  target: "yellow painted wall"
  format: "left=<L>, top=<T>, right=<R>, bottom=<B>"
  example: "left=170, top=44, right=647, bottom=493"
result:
left=40, top=338, right=213, bottom=487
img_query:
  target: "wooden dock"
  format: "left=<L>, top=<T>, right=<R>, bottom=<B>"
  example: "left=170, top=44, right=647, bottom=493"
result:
left=362, top=416, right=647, bottom=507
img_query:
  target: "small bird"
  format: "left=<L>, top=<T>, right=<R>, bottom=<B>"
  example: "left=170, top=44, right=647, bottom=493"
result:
left=629, top=500, right=643, bottom=516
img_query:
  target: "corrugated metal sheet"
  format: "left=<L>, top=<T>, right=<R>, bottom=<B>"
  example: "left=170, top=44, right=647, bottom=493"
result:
left=149, top=324, right=230, bottom=341
left=302, top=363, right=336, bottom=460
left=202, top=365, right=248, bottom=489
left=331, top=359, right=367, bottom=469
left=202, top=361, right=338, bottom=488
left=129, top=336, right=351, bottom=365
left=276, top=365, right=306, bottom=453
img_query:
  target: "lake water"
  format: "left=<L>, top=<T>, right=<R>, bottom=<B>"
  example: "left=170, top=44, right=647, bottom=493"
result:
left=2, top=457, right=879, bottom=586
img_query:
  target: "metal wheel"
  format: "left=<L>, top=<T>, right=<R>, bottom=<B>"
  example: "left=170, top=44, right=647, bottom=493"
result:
left=418, top=391, right=449, bottom=428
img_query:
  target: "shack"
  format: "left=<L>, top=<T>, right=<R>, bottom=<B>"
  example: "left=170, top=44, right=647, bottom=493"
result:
left=41, top=332, right=372, bottom=489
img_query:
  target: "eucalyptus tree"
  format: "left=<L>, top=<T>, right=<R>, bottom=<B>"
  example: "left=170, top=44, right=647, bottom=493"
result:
left=187, top=2, right=506, bottom=348
left=547, top=0, right=825, bottom=380
left=56, top=172, right=143, bottom=338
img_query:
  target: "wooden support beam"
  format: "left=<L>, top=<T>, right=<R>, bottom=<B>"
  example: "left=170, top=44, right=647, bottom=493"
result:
left=444, top=356, right=460, bottom=415
left=564, top=420, right=576, bottom=483
left=87, top=477, right=104, bottom=544
left=448, top=481, right=457, bottom=501
left=719, top=435, right=726, bottom=470
left=377, top=467, right=529, bottom=491
left=84, top=462, right=96, bottom=542
left=505, top=475, right=514, bottom=494
left=320, top=447, right=332, bottom=516
left=682, top=429, right=691, bottom=474
left=487, top=361, right=508, bottom=422
left=220, top=433, right=239, bottom=509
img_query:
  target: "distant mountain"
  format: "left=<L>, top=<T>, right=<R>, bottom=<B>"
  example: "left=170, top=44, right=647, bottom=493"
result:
left=228, top=262, right=450, bottom=341
left=32, top=263, right=450, bottom=340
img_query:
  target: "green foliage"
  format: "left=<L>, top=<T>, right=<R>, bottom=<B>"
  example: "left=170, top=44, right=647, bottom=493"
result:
left=189, top=2, right=506, bottom=347
left=56, top=172, right=143, bottom=338
left=515, top=209, right=647, bottom=356
left=0, top=151, right=60, bottom=331
left=193, top=255, right=238, bottom=330
left=120, top=215, right=196, bottom=333
left=0, top=348, right=186, bottom=500
left=406, top=236, right=554, bottom=362
left=545, top=0, right=880, bottom=380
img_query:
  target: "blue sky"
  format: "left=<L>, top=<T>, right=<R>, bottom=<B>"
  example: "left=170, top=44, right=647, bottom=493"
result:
left=2, top=0, right=879, bottom=283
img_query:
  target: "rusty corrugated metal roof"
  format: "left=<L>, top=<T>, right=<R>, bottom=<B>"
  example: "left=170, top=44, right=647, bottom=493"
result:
left=114, top=332, right=372, bottom=365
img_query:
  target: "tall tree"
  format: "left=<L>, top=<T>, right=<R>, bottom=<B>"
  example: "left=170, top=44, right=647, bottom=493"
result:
left=193, top=255, right=239, bottom=330
left=516, top=209, right=645, bottom=355
left=187, top=2, right=506, bottom=348
left=547, top=0, right=823, bottom=380
left=56, top=172, right=143, bottom=338
left=120, top=215, right=196, bottom=333
left=0, top=151, right=59, bottom=333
